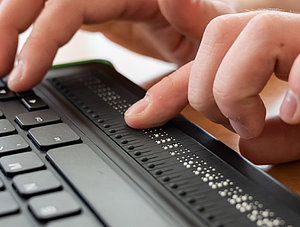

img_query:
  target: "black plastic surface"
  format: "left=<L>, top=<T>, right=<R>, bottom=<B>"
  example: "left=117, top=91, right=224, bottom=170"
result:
left=45, top=62, right=300, bottom=226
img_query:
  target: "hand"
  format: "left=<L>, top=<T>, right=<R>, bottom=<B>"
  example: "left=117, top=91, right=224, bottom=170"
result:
left=125, top=10, right=300, bottom=164
left=1, top=0, right=237, bottom=92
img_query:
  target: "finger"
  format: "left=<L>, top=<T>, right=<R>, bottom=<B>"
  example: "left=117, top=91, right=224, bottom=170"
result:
left=189, top=12, right=260, bottom=130
left=158, top=0, right=235, bottom=39
left=125, top=62, right=192, bottom=129
left=8, top=0, right=159, bottom=91
left=213, top=12, right=300, bottom=138
left=0, top=0, right=45, bottom=77
left=8, top=0, right=84, bottom=91
left=280, top=54, right=300, bottom=124
left=239, top=117, right=300, bottom=164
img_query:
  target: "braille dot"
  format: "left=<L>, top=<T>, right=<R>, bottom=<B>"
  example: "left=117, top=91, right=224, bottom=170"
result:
left=109, top=129, right=116, bottom=133
left=103, top=124, right=110, bottom=128
left=97, top=119, right=104, bottom=123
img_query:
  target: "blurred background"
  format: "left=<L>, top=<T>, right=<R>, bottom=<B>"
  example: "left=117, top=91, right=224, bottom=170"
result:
left=19, top=29, right=176, bottom=89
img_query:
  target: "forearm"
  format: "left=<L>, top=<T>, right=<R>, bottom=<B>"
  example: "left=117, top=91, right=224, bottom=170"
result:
left=231, top=0, right=300, bottom=13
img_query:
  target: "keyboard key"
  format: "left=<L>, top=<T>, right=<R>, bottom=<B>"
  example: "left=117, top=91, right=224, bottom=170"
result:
left=0, top=87, right=15, bottom=101
left=16, top=109, right=61, bottom=129
left=0, top=152, right=45, bottom=176
left=0, top=215, right=33, bottom=227
left=0, top=119, right=16, bottom=136
left=0, top=135, right=30, bottom=156
left=13, top=170, right=62, bottom=197
left=47, top=215, right=102, bottom=227
left=28, top=191, right=81, bottom=221
left=28, top=123, right=81, bottom=150
left=0, top=178, right=4, bottom=190
left=0, top=110, right=4, bottom=118
left=21, top=96, right=48, bottom=111
left=0, top=192, right=19, bottom=216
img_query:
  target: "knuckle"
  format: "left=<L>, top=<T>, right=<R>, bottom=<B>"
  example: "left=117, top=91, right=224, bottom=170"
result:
left=204, top=14, right=237, bottom=43
left=246, top=12, right=279, bottom=36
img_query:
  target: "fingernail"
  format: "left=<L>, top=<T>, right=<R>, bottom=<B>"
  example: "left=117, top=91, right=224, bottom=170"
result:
left=8, top=61, right=23, bottom=88
left=280, top=89, right=297, bottom=121
left=229, top=118, right=252, bottom=139
left=125, top=95, right=150, bottom=117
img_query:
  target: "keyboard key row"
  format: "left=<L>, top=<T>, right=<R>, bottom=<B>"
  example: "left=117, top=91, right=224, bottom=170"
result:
left=0, top=85, right=88, bottom=224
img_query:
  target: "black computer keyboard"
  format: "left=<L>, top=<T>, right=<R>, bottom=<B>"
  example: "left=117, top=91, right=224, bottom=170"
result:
left=0, top=60, right=299, bottom=227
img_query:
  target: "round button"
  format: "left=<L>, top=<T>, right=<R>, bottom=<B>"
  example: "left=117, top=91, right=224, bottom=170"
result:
left=162, top=176, right=170, bottom=182
left=127, top=145, right=134, bottom=150
left=140, top=157, right=148, bottom=162
left=155, top=170, right=163, bottom=175
left=121, top=140, right=128, bottom=144
left=169, top=183, right=178, bottom=189
left=115, top=134, right=122, bottom=139
left=134, top=151, right=141, bottom=156
left=147, top=163, right=155, bottom=169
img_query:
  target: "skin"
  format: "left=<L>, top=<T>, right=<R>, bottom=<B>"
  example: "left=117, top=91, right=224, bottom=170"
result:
left=2, top=0, right=300, bottom=164
left=125, top=11, right=300, bottom=164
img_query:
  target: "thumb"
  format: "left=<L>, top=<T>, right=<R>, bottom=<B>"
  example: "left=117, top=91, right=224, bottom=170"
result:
left=158, top=0, right=235, bottom=39
left=125, top=62, right=193, bottom=129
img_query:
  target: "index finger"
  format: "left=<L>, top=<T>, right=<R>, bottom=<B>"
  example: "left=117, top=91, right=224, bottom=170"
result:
left=0, top=0, right=45, bottom=76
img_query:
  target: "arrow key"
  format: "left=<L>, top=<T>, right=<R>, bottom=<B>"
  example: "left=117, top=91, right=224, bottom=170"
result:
left=0, top=87, right=16, bottom=101
left=22, top=96, right=48, bottom=111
